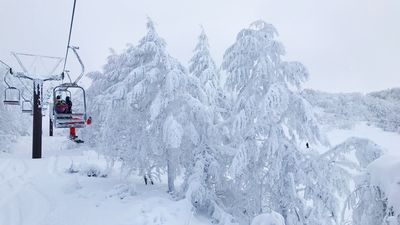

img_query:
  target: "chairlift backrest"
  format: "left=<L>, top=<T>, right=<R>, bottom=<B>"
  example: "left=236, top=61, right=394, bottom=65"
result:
left=55, top=89, right=72, bottom=99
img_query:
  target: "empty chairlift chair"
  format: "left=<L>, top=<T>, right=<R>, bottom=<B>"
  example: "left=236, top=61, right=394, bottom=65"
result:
left=3, top=87, right=20, bottom=105
left=21, top=100, right=33, bottom=114
left=3, top=69, right=21, bottom=106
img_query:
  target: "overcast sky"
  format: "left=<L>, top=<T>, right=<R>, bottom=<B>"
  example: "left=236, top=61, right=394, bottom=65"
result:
left=0, top=0, right=399, bottom=93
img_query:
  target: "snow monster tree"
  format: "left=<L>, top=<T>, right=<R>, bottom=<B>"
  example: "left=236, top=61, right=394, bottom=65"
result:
left=221, top=21, right=351, bottom=225
left=86, top=18, right=212, bottom=194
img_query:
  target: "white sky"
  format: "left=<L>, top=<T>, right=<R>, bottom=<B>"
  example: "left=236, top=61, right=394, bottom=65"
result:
left=0, top=0, right=399, bottom=93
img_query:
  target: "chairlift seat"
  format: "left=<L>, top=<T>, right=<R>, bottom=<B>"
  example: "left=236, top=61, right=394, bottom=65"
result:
left=54, top=113, right=86, bottom=128
left=3, top=100, right=20, bottom=105
left=22, top=109, right=33, bottom=114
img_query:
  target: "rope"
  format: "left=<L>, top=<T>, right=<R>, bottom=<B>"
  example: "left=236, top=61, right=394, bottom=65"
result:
left=61, top=0, right=77, bottom=78
left=70, top=46, right=85, bottom=84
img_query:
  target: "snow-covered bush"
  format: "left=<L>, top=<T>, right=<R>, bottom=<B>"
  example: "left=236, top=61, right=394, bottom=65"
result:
left=107, top=183, right=137, bottom=199
left=335, top=138, right=400, bottom=225
left=302, top=89, right=400, bottom=133
left=67, top=161, right=108, bottom=178
left=350, top=154, right=400, bottom=225
left=368, top=88, right=400, bottom=104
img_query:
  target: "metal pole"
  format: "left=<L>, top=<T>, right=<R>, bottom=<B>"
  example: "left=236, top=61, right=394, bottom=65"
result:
left=32, top=81, right=42, bottom=159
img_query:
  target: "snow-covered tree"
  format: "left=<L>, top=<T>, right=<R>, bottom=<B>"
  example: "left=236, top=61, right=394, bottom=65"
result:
left=0, top=65, right=30, bottom=152
left=338, top=140, right=400, bottom=225
left=86, top=18, right=213, bottom=194
left=220, top=20, right=353, bottom=225
left=184, top=143, right=238, bottom=224
left=302, top=89, right=400, bottom=133
left=82, top=18, right=395, bottom=225
left=184, top=28, right=245, bottom=224
left=189, top=28, right=227, bottom=122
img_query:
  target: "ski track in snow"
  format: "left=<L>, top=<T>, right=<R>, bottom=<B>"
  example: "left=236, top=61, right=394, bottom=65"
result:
left=0, top=136, right=210, bottom=225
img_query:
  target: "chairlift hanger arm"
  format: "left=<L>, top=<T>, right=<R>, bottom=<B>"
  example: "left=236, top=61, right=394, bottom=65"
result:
left=0, top=60, right=15, bottom=88
left=70, top=46, right=85, bottom=84
left=63, top=70, right=72, bottom=83
left=3, top=69, right=13, bottom=88
left=21, top=89, right=31, bottom=101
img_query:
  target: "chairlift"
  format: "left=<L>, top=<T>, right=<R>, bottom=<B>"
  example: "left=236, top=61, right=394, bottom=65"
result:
left=3, top=69, right=20, bottom=105
left=21, top=99, right=33, bottom=114
left=51, top=46, right=88, bottom=129
left=4, top=87, right=21, bottom=105
left=51, top=83, right=87, bottom=129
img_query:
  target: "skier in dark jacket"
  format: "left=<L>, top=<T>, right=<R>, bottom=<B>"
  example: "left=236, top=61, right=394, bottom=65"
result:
left=65, top=96, right=72, bottom=114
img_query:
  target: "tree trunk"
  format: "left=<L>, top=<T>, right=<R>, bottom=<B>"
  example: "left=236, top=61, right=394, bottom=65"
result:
left=167, top=148, right=175, bottom=193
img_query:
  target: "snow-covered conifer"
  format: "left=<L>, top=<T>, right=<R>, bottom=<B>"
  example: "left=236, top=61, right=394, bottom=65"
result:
left=189, top=28, right=227, bottom=122
left=86, top=18, right=213, bottom=194
left=221, top=20, right=352, bottom=225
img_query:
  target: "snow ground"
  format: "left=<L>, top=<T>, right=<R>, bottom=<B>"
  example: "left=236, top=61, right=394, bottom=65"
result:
left=326, top=122, right=400, bottom=156
left=0, top=135, right=210, bottom=225
left=1, top=121, right=399, bottom=225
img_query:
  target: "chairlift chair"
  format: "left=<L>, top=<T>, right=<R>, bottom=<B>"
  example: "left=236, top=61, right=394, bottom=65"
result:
left=49, top=45, right=89, bottom=132
left=3, top=87, right=21, bottom=105
left=51, top=83, right=87, bottom=129
left=3, top=69, right=21, bottom=105
left=21, top=100, right=33, bottom=114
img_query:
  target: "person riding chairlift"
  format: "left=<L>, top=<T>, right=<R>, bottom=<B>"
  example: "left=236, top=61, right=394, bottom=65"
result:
left=62, top=96, right=77, bottom=139
left=55, top=95, right=68, bottom=114
left=65, top=96, right=72, bottom=114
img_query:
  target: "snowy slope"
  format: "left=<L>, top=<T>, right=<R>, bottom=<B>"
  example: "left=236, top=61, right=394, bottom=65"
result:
left=1, top=121, right=398, bottom=225
left=326, top=122, right=400, bottom=153
left=0, top=135, right=211, bottom=225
